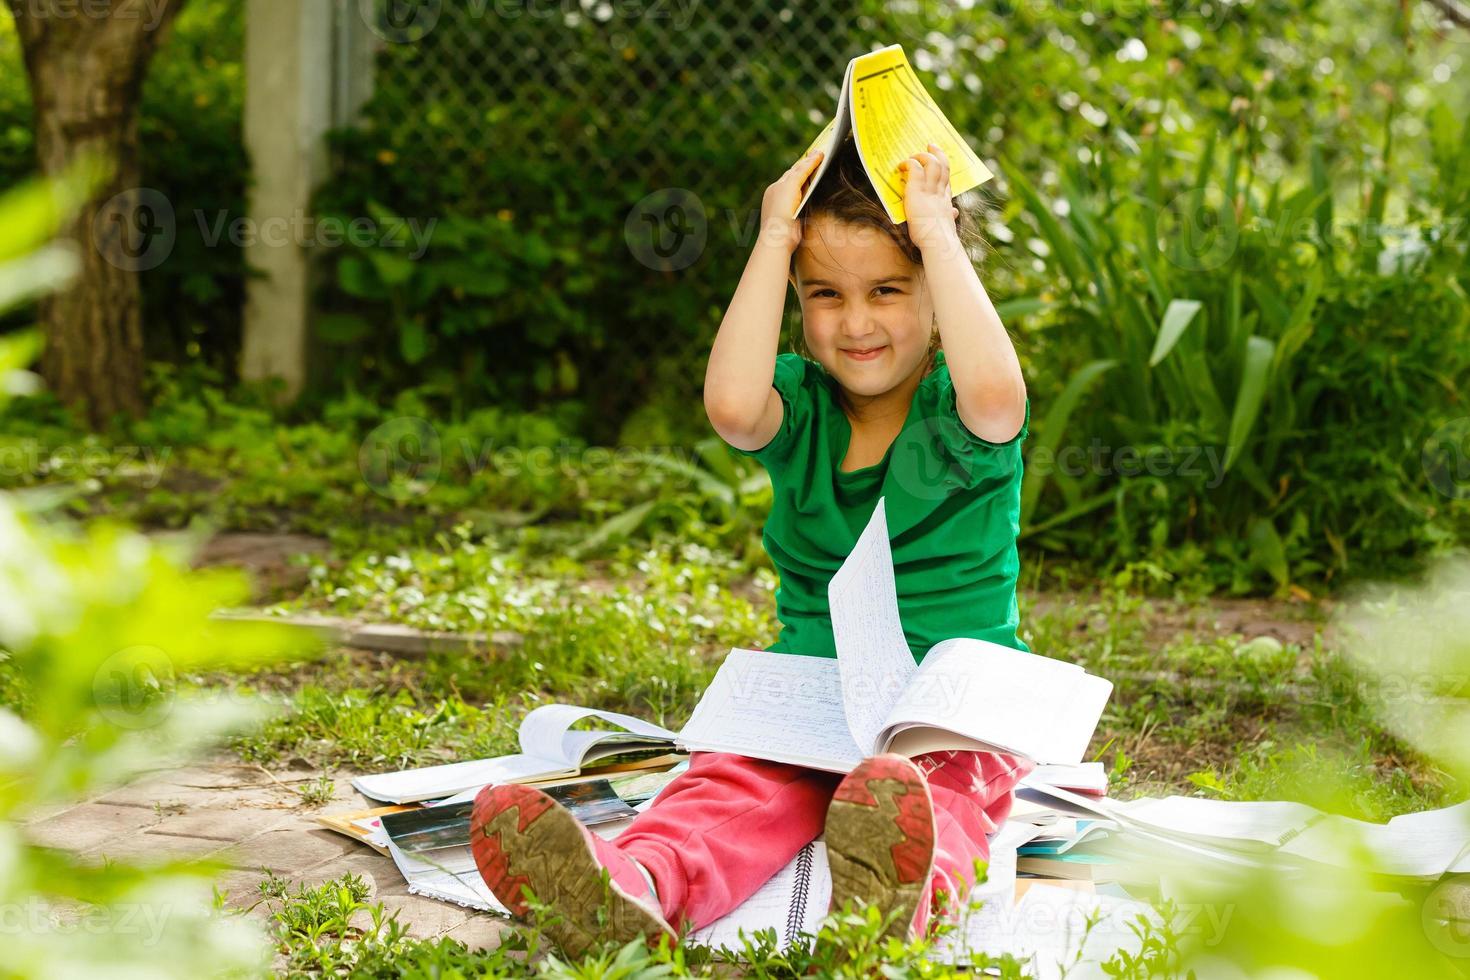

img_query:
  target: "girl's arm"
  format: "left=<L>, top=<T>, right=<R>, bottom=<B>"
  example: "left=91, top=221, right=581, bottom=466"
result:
left=902, top=144, right=1028, bottom=444
left=704, top=150, right=826, bottom=451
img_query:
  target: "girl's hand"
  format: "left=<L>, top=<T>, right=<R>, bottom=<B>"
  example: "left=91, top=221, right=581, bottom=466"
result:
left=759, top=150, right=825, bottom=253
left=899, top=143, right=961, bottom=254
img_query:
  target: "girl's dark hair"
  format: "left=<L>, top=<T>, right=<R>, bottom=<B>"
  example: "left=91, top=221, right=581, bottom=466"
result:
left=788, top=132, right=990, bottom=376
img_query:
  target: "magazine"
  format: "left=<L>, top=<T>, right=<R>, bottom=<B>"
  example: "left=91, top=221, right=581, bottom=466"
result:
left=795, top=43, right=995, bottom=224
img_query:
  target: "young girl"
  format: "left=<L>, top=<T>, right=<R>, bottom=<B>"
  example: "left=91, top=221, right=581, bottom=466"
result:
left=469, top=134, right=1033, bottom=955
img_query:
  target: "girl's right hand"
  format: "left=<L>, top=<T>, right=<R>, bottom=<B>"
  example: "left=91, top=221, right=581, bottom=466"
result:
left=759, top=150, right=824, bottom=254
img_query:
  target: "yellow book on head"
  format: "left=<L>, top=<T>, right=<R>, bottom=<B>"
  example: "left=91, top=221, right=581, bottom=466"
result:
left=795, top=44, right=994, bottom=224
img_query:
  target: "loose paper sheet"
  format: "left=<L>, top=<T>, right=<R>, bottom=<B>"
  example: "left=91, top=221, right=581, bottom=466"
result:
left=826, top=498, right=917, bottom=753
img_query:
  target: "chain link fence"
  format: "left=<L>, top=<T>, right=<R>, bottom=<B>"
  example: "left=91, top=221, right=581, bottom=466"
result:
left=352, top=0, right=871, bottom=214
left=312, top=0, right=901, bottom=440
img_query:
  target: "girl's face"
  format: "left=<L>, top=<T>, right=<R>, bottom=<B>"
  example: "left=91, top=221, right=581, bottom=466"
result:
left=792, top=215, right=934, bottom=403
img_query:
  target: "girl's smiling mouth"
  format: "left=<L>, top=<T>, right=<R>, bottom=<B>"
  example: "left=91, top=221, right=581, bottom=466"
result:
left=842, top=345, right=888, bottom=361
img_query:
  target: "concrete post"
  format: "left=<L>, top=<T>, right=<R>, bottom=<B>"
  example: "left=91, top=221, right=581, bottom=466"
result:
left=240, top=0, right=338, bottom=398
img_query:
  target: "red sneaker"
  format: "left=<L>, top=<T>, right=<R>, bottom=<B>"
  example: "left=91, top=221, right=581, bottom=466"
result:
left=469, top=783, right=675, bottom=956
left=824, top=754, right=937, bottom=940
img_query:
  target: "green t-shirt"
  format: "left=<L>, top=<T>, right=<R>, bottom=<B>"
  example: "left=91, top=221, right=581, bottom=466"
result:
left=735, top=350, right=1029, bottom=661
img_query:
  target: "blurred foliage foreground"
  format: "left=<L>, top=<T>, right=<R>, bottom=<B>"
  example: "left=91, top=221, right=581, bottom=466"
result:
left=0, top=177, right=317, bottom=976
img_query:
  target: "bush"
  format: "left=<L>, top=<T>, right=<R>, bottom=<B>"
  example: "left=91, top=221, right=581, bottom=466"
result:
left=1009, top=105, right=1470, bottom=591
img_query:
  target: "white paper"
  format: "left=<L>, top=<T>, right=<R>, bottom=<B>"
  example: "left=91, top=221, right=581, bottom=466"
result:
left=1283, top=800, right=1470, bottom=878
left=1029, top=762, right=1109, bottom=795
left=353, top=702, right=677, bottom=803
left=385, top=839, right=508, bottom=914
left=1114, top=796, right=1325, bottom=850
left=353, top=753, right=571, bottom=805
left=677, top=648, right=865, bottom=772
left=956, top=884, right=1159, bottom=979
left=826, top=498, right=918, bottom=753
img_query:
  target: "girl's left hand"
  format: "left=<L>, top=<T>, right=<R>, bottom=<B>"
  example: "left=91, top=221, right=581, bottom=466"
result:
left=899, top=143, right=961, bottom=253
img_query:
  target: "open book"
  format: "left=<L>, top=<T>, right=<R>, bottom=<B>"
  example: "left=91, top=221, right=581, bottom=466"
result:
left=677, top=499, right=1113, bottom=772
left=352, top=704, right=680, bottom=804
left=795, top=43, right=994, bottom=225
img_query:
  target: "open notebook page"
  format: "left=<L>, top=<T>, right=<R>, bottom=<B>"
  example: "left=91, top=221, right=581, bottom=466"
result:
left=517, top=703, right=677, bottom=769
left=827, top=497, right=918, bottom=754
left=877, top=638, right=1104, bottom=764
left=677, top=648, right=865, bottom=772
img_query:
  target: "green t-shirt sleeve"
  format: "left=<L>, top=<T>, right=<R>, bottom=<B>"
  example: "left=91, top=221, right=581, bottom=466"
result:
left=929, top=361, right=1030, bottom=480
left=730, top=353, right=812, bottom=463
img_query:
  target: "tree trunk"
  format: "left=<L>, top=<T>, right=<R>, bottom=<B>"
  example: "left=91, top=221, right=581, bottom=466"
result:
left=6, top=0, right=186, bottom=429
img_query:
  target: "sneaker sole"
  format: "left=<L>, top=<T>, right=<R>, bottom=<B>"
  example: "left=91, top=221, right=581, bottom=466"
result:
left=470, top=783, right=674, bottom=957
left=825, top=754, right=936, bottom=940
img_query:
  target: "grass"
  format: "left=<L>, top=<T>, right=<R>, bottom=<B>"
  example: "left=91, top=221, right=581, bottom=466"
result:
left=204, top=526, right=1452, bottom=824
left=248, top=870, right=1175, bottom=978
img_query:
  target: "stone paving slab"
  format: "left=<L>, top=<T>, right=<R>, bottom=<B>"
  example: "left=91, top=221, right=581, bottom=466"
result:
left=24, top=759, right=514, bottom=950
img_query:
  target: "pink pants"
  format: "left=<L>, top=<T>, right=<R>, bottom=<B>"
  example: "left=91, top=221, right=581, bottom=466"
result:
left=606, top=749, right=1031, bottom=932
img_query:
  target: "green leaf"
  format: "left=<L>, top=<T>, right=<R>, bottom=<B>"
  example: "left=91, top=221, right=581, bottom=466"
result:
left=0, top=330, right=43, bottom=404
left=574, top=500, right=658, bottom=556
left=398, top=319, right=429, bottom=364
left=368, top=250, right=416, bottom=287
left=314, top=313, right=372, bottom=345
left=1147, top=299, right=1203, bottom=366
left=1223, top=335, right=1275, bottom=473
left=993, top=296, right=1049, bottom=320
left=1021, top=359, right=1118, bottom=525
left=1247, top=516, right=1289, bottom=589
left=337, top=255, right=383, bottom=299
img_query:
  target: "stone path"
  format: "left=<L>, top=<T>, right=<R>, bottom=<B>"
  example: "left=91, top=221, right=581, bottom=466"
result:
left=24, top=757, right=510, bottom=952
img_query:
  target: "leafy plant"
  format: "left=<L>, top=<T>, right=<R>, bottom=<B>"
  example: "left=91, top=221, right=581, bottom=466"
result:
left=1011, top=105, right=1469, bottom=592
left=0, top=172, right=315, bottom=978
